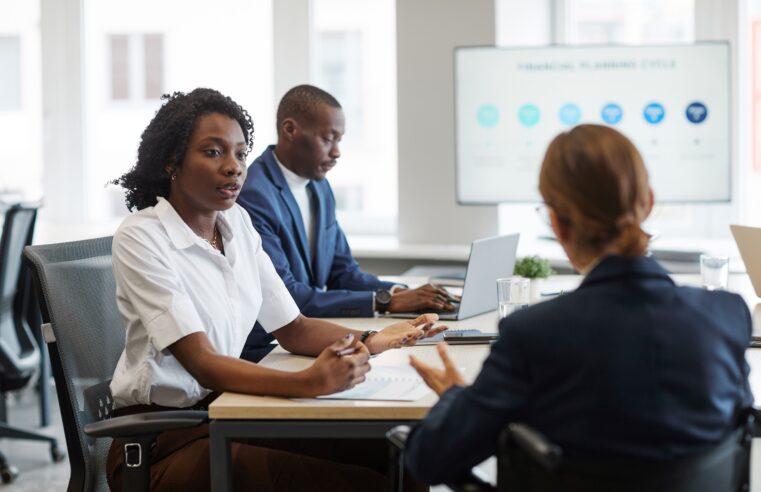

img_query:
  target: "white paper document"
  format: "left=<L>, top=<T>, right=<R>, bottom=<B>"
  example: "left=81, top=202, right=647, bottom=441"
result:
left=317, top=365, right=431, bottom=402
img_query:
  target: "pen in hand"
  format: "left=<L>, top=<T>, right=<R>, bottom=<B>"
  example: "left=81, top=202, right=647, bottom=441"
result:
left=335, top=346, right=359, bottom=357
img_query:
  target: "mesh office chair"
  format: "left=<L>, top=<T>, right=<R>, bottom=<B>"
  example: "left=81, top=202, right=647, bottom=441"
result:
left=24, top=236, right=206, bottom=492
left=0, top=202, right=64, bottom=483
left=387, top=411, right=759, bottom=492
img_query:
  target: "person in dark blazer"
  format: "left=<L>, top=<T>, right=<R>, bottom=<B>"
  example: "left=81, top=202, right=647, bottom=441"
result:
left=404, top=124, right=753, bottom=485
left=237, top=85, right=456, bottom=361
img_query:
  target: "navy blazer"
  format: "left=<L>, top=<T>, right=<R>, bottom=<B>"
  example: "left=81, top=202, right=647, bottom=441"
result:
left=405, top=256, right=753, bottom=485
left=237, top=147, right=395, bottom=359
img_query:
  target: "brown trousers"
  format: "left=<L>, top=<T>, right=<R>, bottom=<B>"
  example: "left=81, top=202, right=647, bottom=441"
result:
left=106, top=423, right=426, bottom=492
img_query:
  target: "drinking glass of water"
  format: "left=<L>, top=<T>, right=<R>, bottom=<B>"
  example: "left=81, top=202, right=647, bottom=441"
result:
left=700, top=254, right=729, bottom=291
left=496, top=277, right=530, bottom=319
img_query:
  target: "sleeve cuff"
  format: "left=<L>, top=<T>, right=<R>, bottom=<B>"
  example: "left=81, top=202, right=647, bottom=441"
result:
left=146, top=298, right=206, bottom=352
left=258, top=290, right=301, bottom=333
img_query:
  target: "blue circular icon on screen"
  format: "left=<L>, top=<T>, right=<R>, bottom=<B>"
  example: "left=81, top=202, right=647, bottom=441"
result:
left=643, top=102, right=666, bottom=124
left=477, top=104, right=500, bottom=128
left=559, top=103, right=581, bottom=125
left=601, top=103, right=623, bottom=124
left=685, top=101, right=708, bottom=124
left=517, top=104, right=540, bottom=127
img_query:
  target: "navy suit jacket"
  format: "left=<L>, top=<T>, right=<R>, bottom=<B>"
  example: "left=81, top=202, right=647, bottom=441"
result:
left=237, top=146, right=395, bottom=359
left=405, top=256, right=753, bottom=485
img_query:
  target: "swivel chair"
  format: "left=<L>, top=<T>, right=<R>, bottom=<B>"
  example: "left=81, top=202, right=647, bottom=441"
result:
left=24, top=236, right=206, bottom=492
left=388, top=410, right=759, bottom=492
left=0, top=202, right=64, bottom=483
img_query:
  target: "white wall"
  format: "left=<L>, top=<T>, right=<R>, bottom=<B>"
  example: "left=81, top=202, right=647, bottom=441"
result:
left=41, top=0, right=85, bottom=224
left=396, top=0, right=499, bottom=245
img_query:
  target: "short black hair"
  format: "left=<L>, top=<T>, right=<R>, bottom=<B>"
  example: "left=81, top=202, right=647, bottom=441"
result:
left=113, top=88, right=254, bottom=211
left=276, top=84, right=341, bottom=130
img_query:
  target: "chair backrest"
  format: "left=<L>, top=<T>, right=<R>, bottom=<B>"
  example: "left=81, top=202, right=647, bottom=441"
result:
left=0, top=202, right=42, bottom=386
left=24, top=236, right=123, bottom=492
left=498, top=418, right=753, bottom=492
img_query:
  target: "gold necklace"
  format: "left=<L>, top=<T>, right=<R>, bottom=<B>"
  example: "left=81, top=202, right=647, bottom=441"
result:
left=204, top=226, right=220, bottom=250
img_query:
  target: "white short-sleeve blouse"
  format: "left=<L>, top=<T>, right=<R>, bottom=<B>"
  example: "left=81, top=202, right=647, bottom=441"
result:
left=109, top=197, right=300, bottom=409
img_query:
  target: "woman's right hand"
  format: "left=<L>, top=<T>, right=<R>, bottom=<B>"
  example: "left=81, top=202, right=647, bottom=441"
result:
left=301, top=334, right=371, bottom=397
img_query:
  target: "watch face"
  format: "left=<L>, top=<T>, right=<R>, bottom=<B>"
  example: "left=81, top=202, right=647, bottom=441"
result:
left=376, top=290, right=392, bottom=304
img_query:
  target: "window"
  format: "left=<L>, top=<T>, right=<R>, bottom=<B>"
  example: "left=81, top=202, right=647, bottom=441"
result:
left=108, top=33, right=164, bottom=103
left=109, top=35, right=129, bottom=100
left=315, top=31, right=364, bottom=142
left=311, top=0, right=397, bottom=235
left=0, top=36, right=22, bottom=110
left=562, top=0, right=694, bottom=44
left=0, top=3, right=42, bottom=202
left=83, top=0, right=275, bottom=225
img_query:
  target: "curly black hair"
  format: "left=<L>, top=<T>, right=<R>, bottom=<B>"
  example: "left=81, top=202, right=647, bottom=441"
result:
left=113, top=88, right=254, bottom=211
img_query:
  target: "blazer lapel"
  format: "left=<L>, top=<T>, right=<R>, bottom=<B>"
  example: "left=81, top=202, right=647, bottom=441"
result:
left=262, top=148, right=313, bottom=278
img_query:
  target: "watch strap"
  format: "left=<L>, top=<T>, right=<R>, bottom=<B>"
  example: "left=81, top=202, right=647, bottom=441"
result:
left=360, top=330, right=378, bottom=343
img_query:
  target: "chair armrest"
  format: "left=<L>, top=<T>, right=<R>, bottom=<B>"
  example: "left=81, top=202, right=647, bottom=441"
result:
left=507, top=423, right=562, bottom=470
left=386, top=425, right=494, bottom=492
left=750, top=407, right=761, bottom=438
left=387, top=424, right=410, bottom=451
left=83, top=410, right=208, bottom=439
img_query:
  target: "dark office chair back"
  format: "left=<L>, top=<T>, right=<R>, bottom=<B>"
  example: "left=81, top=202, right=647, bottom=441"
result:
left=388, top=411, right=755, bottom=492
left=0, top=203, right=42, bottom=386
left=498, top=418, right=753, bottom=492
left=25, top=236, right=122, bottom=492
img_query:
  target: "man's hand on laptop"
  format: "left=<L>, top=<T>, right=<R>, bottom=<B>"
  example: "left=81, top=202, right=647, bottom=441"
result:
left=365, top=314, right=448, bottom=353
left=390, top=284, right=460, bottom=313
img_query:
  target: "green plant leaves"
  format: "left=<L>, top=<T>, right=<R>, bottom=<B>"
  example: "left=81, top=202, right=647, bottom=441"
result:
left=513, top=256, right=555, bottom=279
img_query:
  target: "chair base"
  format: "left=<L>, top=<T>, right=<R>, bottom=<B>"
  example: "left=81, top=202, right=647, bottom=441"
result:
left=0, top=421, right=66, bottom=483
left=0, top=457, right=18, bottom=485
left=0, top=421, right=57, bottom=445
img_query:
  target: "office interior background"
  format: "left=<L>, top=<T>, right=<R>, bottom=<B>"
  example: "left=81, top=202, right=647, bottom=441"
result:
left=1, top=0, right=759, bottom=258
left=0, top=0, right=760, bottom=490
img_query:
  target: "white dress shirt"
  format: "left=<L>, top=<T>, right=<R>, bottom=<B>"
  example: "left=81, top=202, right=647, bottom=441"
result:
left=110, top=197, right=300, bottom=409
left=273, top=151, right=316, bottom=260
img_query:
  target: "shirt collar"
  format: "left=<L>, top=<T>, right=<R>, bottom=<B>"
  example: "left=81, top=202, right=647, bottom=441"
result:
left=273, top=151, right=310, bottom=190
left=154, top=197, right=235, bottom=250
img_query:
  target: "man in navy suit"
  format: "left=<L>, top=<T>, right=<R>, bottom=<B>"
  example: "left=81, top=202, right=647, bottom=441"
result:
left=237, top=85, right=455, bottom=361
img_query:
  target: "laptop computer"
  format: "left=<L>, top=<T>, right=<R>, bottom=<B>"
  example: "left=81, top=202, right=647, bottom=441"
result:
left=730, top=225, right=761, bottom=297
left=387, top=233, right=520, bottom=320
left=729, top=225, right=761, bottom=346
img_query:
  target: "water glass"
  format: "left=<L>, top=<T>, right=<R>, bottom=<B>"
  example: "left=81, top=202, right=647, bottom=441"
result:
left=700, top=254, right=729, bottom=291
left=496, top=277, right=530, bottom=319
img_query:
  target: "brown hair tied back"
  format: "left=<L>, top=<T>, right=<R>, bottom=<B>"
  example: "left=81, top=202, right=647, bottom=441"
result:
left=614, top=213, right=649, bottom=257
left=539, top=124, right=651, bottom=258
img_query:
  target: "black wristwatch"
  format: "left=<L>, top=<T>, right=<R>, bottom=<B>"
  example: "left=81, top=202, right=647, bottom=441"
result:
left=360, top=330, right=378, bottom=343
left=374, top=289, right=392, bottom=314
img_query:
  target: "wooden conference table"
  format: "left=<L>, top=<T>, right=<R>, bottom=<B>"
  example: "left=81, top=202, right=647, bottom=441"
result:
left=209, top=273, right=761, bottom=491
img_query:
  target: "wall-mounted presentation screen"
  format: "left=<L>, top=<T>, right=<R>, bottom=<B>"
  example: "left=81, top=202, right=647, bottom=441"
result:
left=455, top=43, right=730, bottom=204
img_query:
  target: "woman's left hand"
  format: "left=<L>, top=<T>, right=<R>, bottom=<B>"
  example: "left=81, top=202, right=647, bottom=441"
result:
left=409, top=342, right=466, bottom=395
left=365, top=313, right=447, bottom=354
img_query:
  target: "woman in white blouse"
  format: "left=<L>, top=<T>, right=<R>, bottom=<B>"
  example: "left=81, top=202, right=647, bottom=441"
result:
left=107, top=88, right=439, bottom=491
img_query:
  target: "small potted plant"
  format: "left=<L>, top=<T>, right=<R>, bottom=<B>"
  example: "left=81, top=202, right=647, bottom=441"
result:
left=513, top=255, right=555, bottom=300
